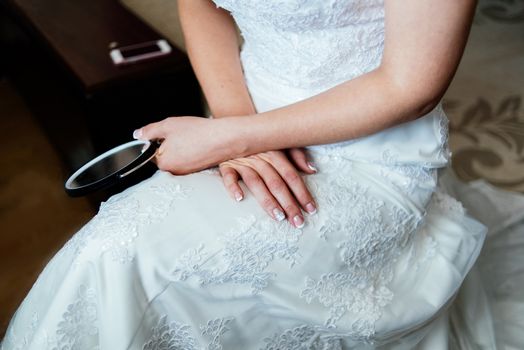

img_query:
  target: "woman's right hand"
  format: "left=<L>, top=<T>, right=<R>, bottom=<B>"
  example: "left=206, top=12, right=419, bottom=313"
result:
left=219, top=148, right=318, bottom=228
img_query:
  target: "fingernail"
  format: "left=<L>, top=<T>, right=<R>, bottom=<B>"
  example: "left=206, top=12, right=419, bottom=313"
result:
left=235, top=192, right=243, bottom=201
left=293, top=215, right=304, bottom=228
left=133, top=129, right=143, bottom=140
left=307, top=162, right=317, bottom=172
left=273, top=208, right=286, bottom=222
left=305, top=202, right=317, bottom=215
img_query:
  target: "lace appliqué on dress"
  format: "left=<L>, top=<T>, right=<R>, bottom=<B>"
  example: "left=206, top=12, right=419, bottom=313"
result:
left=262, top=324, right=343, bottom=350
left=200, top=318, right=234, bottom=350
left=379, top=149, right=438, bottom=197
left=142, top=315, right=233, bottom=350
left=214, top=0, right=385, bottom=91
left=435, top=104, right=452, bottom=162
left=173, top=215, right=303, bottom=294
left=143, top=316, right=196, bottom=350
left=60, top=181, right=192, bottom=264
left=1, top=313, right=39, bottom=350
left=45, top=284, right=99, bottom=350
left=2, top=287, right=99, bottom=349
left=430, top=188, right=466, bottom=221
left=299, top=160, right=422, bottom=339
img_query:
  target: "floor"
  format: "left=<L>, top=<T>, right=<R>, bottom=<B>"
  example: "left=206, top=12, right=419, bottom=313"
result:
left=1, top=0, right=523, bottom=340
left=445, top=1, right=524, bottom=193
left=0, top=79, right=94, bottom=337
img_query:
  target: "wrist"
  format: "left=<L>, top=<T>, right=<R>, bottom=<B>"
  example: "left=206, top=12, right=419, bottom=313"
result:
left=213, top=115, right=253, bottom=161
left=208, top=101, right=257, bottom=120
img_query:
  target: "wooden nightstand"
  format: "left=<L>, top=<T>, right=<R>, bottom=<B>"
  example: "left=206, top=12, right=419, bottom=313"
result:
left=0, top=0, right=203, bottom=198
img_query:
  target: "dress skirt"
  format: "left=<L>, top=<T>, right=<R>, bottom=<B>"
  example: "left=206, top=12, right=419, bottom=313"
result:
left=4, top=148, right=522, bottom=349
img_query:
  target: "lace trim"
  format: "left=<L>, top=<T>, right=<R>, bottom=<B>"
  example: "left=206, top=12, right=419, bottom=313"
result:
left=435, top=104, right=452, bottom=162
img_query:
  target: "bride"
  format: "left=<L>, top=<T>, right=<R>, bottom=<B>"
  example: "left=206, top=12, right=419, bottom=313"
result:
left=2, top=0, right=524, bottom=348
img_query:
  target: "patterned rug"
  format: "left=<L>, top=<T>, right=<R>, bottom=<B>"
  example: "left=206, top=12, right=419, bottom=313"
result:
left=445, top=0, right=524, bottom=192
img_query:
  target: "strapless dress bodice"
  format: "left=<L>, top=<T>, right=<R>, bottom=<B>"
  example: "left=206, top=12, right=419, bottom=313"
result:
left=213, top=0, right=450, bottom=168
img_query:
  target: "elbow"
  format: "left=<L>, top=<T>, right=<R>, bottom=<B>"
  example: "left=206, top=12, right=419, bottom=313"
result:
left=380, top=66, right=449, bottom=123
left=397, top=81, right=445, bottom=123
left=410, top=93, right=442, bottom=120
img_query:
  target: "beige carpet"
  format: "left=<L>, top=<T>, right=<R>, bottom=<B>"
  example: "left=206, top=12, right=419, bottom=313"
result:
left=1, top=0, right=523, bottom=340
left=445, top=0, right=524, bottom=192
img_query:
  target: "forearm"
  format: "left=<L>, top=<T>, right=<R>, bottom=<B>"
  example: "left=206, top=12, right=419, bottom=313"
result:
left=219, top=0, right=475, bottom=158
left=225, top=67, right=431, bottom=156
left=178, top=0, right=255, bottom=118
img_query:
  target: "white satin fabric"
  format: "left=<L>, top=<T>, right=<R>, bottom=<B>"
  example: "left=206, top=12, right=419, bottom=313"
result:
left=2, top=0, right=524, bottom=349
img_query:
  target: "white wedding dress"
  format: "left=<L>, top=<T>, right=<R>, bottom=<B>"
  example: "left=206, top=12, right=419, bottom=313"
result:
left=2, top=0, right=524, bottom=349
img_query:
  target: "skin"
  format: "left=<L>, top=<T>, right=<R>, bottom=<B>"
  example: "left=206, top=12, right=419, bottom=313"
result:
left=178, top=0, right=317, bottom=228
left=135, top=0, right=477, bottom=227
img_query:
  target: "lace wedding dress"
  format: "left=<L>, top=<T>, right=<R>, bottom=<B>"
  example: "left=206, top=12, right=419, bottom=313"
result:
left=2, top=0, right=524, bottom=349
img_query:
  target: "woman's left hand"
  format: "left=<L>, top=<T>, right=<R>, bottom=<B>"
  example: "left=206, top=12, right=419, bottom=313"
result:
left=134, top=116, right=237, bottom=174
left=219, top=149, right=317, bottom=228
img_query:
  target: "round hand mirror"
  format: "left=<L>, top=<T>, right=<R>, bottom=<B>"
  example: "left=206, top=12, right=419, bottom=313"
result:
left=65, top=140, right=160, bottom=196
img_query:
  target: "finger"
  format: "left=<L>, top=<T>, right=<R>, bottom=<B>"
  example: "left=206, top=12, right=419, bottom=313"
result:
left=133, top=119, right=168, bottom=141
left=288, top=148, right=317, bottom=174
left=219, top=164, right=244, bottom=202
left=245, top=157, right=305, bottom=228
left=260, top=152, right=317, bottom=216
left=233, top=164, right=287, bottom=223
left=152, top=143, right=171, bottom=172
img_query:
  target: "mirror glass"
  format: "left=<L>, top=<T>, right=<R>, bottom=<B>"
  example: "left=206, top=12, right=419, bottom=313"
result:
left=65, top=140, right=155, bottom=193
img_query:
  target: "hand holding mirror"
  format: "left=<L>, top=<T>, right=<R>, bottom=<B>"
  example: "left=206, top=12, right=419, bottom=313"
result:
left=64, top=140, right=161, bottom=196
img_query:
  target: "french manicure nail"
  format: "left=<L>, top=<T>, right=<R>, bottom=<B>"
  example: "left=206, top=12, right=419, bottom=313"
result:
left=235, top=192, right=243, bottom=201
left=307, top=162, right=317, bottom=172
left=293, top=215, right=304, bottom=228
left=273, top=208, right=286, bottom=222
left=133, top=129, right=143, bottom=140
left=305, top=202, right=317, bottom=215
